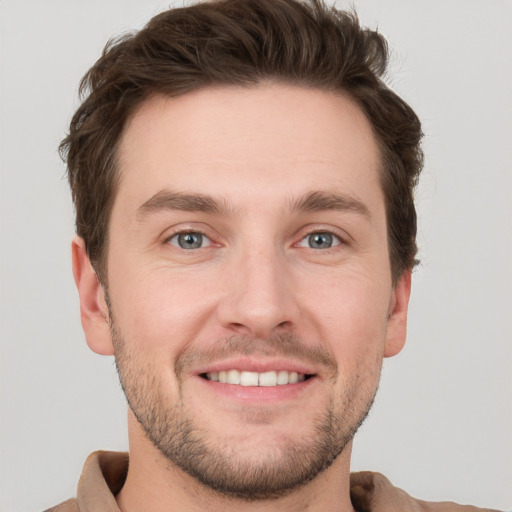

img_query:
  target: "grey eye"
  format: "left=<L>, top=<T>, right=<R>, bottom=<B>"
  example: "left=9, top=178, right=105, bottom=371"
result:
left=299, top=232, right=340, bottom=249
left=308, top=233, right=333, bottom=249
left=169, top=232, right=208, bottom=249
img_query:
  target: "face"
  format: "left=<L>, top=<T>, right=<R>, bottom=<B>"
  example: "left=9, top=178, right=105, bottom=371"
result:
left=74, top=84, right=410, bottom=499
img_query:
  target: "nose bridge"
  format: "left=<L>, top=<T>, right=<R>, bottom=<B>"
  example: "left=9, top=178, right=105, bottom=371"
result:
left=218, top=237, right=297, bottom=337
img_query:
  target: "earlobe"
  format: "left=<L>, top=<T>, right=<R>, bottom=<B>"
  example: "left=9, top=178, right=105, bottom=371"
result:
left=383, top=270, right=412, bottom=358
left=71, top=236, right=114, bottom=356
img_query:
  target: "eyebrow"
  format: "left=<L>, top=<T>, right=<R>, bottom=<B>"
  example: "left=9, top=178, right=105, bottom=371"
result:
left=289, top=190, right=371, bottom=218
left=136, top=189, right=370, bottom=221
left=137, top=190, right=235, bottom=221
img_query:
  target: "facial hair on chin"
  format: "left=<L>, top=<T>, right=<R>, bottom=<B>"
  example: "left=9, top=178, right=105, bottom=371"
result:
left=108, top=305, right=381, bottom=501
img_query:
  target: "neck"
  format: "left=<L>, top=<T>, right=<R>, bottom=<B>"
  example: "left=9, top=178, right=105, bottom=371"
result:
left=116, top=411, right=356, bottom=512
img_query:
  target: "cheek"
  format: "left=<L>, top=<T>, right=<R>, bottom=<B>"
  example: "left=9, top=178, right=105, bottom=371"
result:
left=305, top=273, right=390, bottom=367
left=107, top=265, right=223, bottom=353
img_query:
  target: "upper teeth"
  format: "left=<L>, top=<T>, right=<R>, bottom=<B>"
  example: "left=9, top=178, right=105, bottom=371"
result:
left=206, top=370, right=306, bottom=386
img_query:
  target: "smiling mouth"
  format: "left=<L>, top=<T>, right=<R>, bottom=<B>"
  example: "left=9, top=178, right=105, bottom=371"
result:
left=200, top=370, right=314, bottom=387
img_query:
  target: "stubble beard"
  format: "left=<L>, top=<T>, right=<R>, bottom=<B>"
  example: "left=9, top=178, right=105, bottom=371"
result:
left=109, top=318, right=381, bottom=501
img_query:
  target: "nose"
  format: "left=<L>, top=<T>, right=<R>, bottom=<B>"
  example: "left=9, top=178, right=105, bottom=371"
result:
left=217, top=246, right=300, bottom=338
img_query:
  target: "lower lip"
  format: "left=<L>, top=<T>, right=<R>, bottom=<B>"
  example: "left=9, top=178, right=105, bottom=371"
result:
left=195, top=375, right=316, bottom=403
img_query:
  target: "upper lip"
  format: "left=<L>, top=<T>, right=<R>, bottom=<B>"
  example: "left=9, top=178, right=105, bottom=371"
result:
left=193, top=357, right=318, bottom=377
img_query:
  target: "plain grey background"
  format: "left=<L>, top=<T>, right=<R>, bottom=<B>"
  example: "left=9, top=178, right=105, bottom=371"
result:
left=1, top=1, right=511, bottom=510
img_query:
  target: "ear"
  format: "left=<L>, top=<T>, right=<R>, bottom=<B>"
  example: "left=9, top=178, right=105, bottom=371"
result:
left=383, top=270, right=412, bottom=358
left=71, top=236, right=114, bottom=356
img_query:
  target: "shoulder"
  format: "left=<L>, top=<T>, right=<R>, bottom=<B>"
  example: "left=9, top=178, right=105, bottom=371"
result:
left=43, top=498, right=79, bottom=512
left=350, top=471, right=502, bottom=512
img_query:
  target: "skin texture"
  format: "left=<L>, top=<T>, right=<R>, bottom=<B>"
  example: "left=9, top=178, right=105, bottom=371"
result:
left=72, top=84, right=411, bottom=512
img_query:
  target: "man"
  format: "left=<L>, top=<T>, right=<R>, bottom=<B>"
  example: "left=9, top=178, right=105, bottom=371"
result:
left=46, top=0, right=500, bottom=510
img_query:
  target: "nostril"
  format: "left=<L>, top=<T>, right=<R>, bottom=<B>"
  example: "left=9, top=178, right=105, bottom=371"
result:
left=227, top=322, right=252, bottom=334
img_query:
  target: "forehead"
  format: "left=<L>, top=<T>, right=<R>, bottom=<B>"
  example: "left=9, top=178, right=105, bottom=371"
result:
left=116, top=84, right=381, bottom=214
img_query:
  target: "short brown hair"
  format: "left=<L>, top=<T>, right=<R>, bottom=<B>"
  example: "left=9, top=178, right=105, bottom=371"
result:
left=60, top=0, right=423, bottom=284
